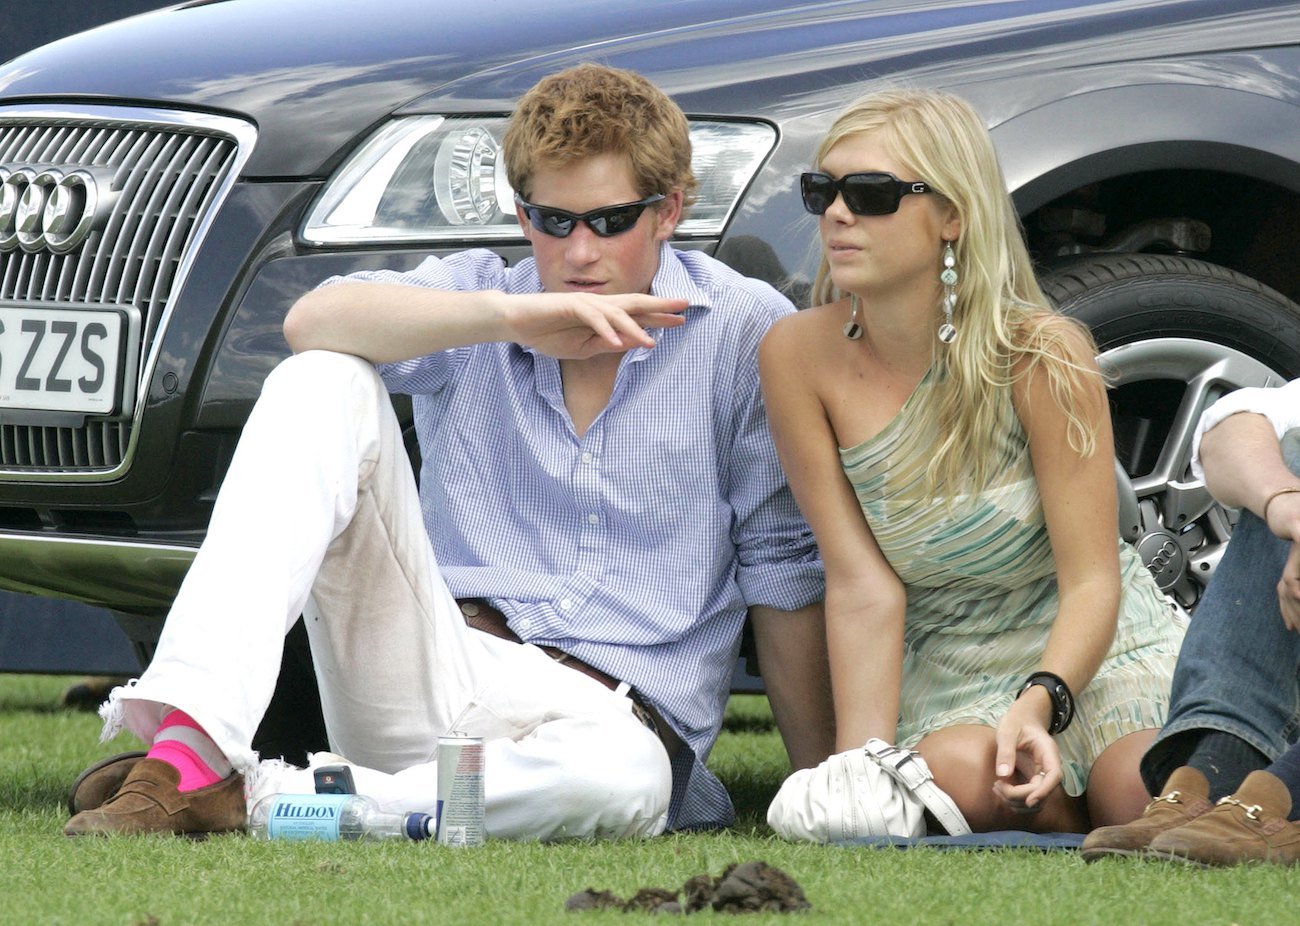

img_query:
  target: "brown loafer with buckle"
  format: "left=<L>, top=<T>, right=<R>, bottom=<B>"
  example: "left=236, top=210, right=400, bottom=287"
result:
left=67, top=751, right=148, bottom=816
left=63, top=757, right=246, bottom=837
left=1147, top=770, right=1300, bottom=866
left=1080, top=766, right=1213, bottom=860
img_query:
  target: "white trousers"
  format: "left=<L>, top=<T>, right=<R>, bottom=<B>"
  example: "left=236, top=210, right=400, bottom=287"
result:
left=105, top=351, right=670, bottom=840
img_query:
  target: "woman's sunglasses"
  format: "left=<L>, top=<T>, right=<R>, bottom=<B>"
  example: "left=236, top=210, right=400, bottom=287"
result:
left=515, top=193, right=665, bottom=238
left=800, top=171, right=932, bottom=216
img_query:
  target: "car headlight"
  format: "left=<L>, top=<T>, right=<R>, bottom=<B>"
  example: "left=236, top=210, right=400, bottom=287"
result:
left=300, top=115, right=777, bottom=246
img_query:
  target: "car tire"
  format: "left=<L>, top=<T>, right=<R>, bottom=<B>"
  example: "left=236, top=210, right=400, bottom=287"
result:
left=1042, top=254, right=1300, bottom=615
left=1043, top=253, right=1300, bottom=373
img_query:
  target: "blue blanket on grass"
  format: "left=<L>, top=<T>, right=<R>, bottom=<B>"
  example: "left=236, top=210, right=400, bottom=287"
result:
left=842, top=831, right=1085, bottom=851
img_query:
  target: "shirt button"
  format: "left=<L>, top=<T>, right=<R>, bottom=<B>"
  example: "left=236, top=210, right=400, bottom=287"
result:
left=519, top=617, right=533, bottom=630
left=559, top=598, right=572, bottom=610
left=580, top=452, right=593, bottom=464
left=587, top=513, right=599, bottom=524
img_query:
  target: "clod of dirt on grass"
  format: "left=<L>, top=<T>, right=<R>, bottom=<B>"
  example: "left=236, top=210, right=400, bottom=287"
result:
left=565, top=860, right=810, bottom=914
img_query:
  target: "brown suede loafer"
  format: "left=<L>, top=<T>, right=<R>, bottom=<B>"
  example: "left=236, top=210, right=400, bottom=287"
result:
left=1147, top=770, right=1300, bottom=866
left=63, top=757, right=246, bottom=837
left=67, top=751, right=148, bottom=816
left=1080, top=766, right=1213, bottom=861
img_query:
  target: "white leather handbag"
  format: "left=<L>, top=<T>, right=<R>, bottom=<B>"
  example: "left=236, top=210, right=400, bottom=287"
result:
left=767, top=738, right=971, bottom=842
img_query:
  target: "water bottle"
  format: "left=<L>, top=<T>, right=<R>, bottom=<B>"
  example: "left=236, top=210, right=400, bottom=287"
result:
left=248, top=793, right=434, bottom=842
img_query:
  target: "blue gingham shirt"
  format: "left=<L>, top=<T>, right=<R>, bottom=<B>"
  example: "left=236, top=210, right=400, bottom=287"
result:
left=326, top=243, right=823, bottom=830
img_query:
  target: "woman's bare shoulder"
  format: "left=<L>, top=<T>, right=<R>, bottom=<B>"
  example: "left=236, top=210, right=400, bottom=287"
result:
left=765, top=299, right=849, bottom=348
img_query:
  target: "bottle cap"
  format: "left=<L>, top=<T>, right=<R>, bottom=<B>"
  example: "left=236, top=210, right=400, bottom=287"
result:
left=406, top=812, right=434, bottom=841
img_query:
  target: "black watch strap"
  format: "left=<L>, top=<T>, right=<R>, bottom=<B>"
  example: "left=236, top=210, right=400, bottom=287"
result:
left=1016, top=671, right=1075, bottom=735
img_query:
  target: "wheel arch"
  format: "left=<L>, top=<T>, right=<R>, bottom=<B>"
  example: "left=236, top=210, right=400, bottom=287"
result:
left=988, top=83, right=1300, bottom=304
left=995, top=83, right=1300, bottom=211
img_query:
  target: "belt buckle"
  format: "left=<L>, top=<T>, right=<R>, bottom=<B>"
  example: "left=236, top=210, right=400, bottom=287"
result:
left=629, top=698, right=657, bottom=736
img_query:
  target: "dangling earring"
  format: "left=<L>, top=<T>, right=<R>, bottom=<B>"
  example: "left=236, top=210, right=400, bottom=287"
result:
left=843, top=293, right=863, bottom=340
left=938, top=242, right=958, bottom=344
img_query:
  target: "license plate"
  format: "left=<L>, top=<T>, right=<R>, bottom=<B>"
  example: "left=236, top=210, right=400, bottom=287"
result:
left=0, top=305, right=139, bottom=417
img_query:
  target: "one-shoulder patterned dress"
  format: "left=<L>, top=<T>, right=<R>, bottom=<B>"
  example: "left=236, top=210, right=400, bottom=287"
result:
left=839, top=370, right=1185, bottom=796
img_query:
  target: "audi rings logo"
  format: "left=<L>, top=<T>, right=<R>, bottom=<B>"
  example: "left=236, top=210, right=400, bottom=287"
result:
left=1136, top=530, right=1185, bottom=592
left=0, top=165, right=111, bottom=254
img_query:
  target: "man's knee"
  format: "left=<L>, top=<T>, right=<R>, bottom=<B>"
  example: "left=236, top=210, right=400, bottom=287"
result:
left=265, top=349, right=382, bottom=403
left=256, top=351, right=395, bottom=451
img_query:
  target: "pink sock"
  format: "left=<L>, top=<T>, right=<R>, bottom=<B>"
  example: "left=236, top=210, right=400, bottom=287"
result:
left=147, top=740, right=223, bottom=791
left=147, top=709, right=231, bottom=792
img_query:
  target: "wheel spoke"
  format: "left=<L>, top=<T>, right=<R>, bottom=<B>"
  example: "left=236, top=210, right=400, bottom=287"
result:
left=1103, top=340, right=1278, bottom=497
left=1149, top=364, right=1221, bottom=490
left=1168, top=572, right=1200, bottom=612
left=1098, top=338, right=1282, bottom=616
left=1186, top=538, right=1226, bottom=586
left=1160, top=480, right=1214, bottom=533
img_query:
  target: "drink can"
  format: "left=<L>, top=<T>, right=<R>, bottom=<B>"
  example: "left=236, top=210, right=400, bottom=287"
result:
left=436, top=734, right=485, bottom=846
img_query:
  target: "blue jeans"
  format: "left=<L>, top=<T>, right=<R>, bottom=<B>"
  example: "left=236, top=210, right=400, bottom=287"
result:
left=1140, top=430, right=1300, bottom=793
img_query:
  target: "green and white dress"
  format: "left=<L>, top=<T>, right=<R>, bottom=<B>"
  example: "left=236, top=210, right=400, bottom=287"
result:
left=839, top=370, right=1184, bottom=796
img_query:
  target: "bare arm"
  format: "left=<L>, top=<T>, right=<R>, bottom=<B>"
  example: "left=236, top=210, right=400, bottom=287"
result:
left=1200, top=412, right=1300, bottom=523
left=1201, top=411, right=1300, bottom=631
left=749, top=602, right=835, bottom=770
left=283, top=281, right=687, bottom=363
left=995, top=327, right=1119, bottom=810
left=759, top=318, right=905, bottom=753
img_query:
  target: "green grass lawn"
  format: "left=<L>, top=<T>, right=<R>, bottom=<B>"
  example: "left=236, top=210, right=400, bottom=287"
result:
left=1, top=674, right=1293, bottom=925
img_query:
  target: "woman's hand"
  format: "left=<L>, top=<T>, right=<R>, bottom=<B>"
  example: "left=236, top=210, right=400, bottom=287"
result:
left=991, top=691, right=1062, bottom=813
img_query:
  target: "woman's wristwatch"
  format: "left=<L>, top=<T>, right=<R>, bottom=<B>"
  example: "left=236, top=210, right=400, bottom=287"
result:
left=1016, top=671, right=1075, bottom=735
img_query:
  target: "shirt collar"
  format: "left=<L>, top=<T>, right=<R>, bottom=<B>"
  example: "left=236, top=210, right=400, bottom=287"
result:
left=647, top=241, right=711, bottom=314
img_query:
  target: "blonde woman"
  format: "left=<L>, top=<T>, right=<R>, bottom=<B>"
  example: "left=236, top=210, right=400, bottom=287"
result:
left=760, top=89, right=1183, bottom=832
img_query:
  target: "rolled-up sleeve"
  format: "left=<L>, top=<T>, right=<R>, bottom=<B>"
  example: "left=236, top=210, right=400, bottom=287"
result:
left=725, top=327, right=824, bottom=612
left=1190, top=379, right=1300, bottom=480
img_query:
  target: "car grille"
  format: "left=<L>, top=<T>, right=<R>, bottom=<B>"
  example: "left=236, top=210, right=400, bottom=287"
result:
left=0, top=106, right=254, bottom=477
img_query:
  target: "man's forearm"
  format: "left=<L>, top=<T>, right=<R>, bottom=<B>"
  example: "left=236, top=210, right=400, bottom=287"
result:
left=748, top=603, right=835, bottom=770
left=1201, top=412, right=1299, bottom=518
left=283, top=283, right=509, bottom=362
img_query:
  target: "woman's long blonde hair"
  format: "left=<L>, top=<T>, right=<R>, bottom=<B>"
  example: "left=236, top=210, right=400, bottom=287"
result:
left=811, top=88, right=1104, bottom=495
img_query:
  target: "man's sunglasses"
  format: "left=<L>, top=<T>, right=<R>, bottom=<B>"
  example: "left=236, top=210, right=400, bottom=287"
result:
left=800, top=171, right=933, bottom=216
left=515, top=193, right=665, bottom=238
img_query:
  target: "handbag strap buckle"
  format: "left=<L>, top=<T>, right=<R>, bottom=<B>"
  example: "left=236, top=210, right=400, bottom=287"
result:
left=862, top=738, right=972, bottom=837
left=863, top=738, right=933, bottom=790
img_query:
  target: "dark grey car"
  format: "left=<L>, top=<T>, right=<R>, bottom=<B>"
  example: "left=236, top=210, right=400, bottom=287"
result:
left=1, top=0, right=1299, bottom=657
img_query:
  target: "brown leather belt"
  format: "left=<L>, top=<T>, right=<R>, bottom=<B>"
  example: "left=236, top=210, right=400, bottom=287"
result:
left=458, top=599, right=680, bottom=758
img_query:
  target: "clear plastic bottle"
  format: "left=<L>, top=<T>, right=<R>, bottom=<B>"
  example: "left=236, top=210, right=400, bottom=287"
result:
left=248, top=793, right=434, bottom=842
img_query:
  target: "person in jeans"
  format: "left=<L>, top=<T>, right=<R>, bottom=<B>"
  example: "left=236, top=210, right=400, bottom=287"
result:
left=63, top=63, right=830, bottom=840
left=1082, top=380, right=1300, bottom=864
